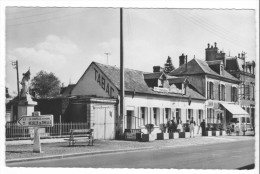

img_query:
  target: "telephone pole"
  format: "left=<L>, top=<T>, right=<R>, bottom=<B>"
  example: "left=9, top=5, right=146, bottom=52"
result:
left=11, top=60, right=20, bottom=100
left=104, top=53, right=111, bottom=64
left=120, top=8, right=125, bottom=134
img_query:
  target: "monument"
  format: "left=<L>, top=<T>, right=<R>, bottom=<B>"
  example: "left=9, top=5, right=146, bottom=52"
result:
left=17, top=69, right=37, bottom=119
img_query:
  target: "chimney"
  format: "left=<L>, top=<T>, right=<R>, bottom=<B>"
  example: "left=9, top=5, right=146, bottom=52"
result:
left=153, top=66, right=163, bottom=73
left=214, top=42, right=217, bottom=48
left=207, top=43, right=210, bottom=48
left=179, top=53, right=186, bottom=67
left=185, top=55, right=188, bottom=71
left=238, top=53, right=240, bottom=58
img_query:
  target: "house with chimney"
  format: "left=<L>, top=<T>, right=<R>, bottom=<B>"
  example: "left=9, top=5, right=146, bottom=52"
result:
left=169, top=43, right=250, bottom=129
left=225, top=52, right=256, bottom=130
left=69, top=61, right=206, bottom=139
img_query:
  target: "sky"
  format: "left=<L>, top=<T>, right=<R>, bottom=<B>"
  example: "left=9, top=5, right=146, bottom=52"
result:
left=5, top=7, right=256, bottom=96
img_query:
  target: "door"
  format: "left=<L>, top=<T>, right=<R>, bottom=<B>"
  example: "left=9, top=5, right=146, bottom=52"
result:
left=126, top=110, right=132, bottom=129
left=93, top=105, right=115, bottom=140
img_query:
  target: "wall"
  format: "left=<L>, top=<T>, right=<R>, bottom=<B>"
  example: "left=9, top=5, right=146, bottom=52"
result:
left=124, top=94, right=206, bottom=134
left=71, top=63, right=118, bottom=98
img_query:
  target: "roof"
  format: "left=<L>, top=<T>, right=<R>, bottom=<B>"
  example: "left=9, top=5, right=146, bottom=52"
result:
left=61, top=84, right=76, bottom=96
left=143, top=72, right=164, bottom=80
left=168, top=77, right=187, bottom=84
left=169, top=58, right=239, bottom=82
left=93, top=62, right=205, bottom=100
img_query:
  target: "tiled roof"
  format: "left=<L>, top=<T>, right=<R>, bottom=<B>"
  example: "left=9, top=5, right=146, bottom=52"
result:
left=61, top=84, right=76, bottom=96
left=94, top=62, right=205, bottom=100
left=170, top=58, right=239, bottom=82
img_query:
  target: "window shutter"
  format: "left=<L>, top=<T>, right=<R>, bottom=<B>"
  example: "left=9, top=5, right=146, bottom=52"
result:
left=224, top=85, right=226, bottom=101
left=211, top=83, right=214, bottom=100
left=207, top=82, right=209, bottom=99
left=219, top=84, right=221, bottom=101
left=231, top=86, right=233, bottom=102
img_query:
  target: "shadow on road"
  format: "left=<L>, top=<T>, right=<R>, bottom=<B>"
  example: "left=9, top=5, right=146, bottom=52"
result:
left=237, top=164, right=255, bottom=170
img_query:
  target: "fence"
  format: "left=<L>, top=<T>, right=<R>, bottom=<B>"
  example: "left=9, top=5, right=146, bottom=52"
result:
left=5, top=122, right=89, bottom=139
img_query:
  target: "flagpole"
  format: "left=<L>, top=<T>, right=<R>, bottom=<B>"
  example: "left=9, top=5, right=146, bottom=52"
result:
left=120, top=8, right=125, bottom=135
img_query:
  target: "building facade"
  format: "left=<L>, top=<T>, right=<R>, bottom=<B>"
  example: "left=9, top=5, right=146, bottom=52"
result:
left=225, top=53, right=256, bottom=129
left=70, top=62, right=206, bottom=139
left=169, top=44, right=249, bottom=129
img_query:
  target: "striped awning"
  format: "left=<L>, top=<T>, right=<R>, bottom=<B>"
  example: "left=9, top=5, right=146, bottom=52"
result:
left=221, top=103, right=250, bottom=118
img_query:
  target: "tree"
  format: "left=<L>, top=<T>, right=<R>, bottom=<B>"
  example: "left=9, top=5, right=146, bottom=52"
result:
left=164, top=56, right=175, bottom=74
left=30, top=71, right=61, bottom=98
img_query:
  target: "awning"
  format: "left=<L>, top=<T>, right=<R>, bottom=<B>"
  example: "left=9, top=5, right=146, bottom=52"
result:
left=221, top=103, right=250, bottom=118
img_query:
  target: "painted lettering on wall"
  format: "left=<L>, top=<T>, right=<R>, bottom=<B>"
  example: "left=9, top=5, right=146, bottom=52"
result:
left=94, top=67, right=115, bottom=97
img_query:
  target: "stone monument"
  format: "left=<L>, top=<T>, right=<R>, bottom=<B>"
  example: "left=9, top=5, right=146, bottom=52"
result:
left=18, top=69, right=37, bottom=119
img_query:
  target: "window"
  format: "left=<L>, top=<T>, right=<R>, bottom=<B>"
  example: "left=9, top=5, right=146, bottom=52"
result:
left=242, top=83, right=245, bottom=99
left=207, top=108, right=214, bottom=124
left=207, top=81, right=214, bottom=99
left=246, top=108, right=251, bottom=123
left=141, top=107, right=146, bottom=125
left=188, top=109, right=193, bottom=120
left=231, top=87, right=238, bottom=102
left=153, top=108, right=159, bottom=126
left=198, top=110, right=203, bottom=124
left=165, top=108, right=170, bottom=120
left=176, top=109, right=181, bottom=122
left=220, top=84, right=225, bottom=101
left=252, top=84, right=255, bottom=101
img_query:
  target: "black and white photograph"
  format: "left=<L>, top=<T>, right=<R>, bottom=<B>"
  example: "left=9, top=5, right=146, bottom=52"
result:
left=1, top=0, right=259, bottom=173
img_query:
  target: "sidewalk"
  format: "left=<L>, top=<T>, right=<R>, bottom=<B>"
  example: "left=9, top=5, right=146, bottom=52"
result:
left=6, top=135, right=255, bottom=163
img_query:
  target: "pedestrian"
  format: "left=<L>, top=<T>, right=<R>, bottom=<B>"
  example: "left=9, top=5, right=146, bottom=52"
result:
left=177, top=120, right=182, bottom=132
left=190, top=117, right=196, bottom=138
left=235, top=121, right=240, bottom=136
left=226, top=123, right=232, bottom=136
left=241, top=122, right=247, bottom=136
left=198, top=119, right=206, bottom=136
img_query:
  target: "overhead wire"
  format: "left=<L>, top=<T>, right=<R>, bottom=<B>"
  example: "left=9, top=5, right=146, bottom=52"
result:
left=175, top=11, right=248, bottom=50
left=6, top=9, right=86, bottom=27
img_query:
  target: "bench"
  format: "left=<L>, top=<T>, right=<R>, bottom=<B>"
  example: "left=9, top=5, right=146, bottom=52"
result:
left=64, top=129, right=94, bottom=146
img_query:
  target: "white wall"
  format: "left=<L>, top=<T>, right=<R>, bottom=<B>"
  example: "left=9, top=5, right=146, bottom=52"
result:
left=71, top=63, right=118, bottom=98
left=124, top=94, right=205, bottom=133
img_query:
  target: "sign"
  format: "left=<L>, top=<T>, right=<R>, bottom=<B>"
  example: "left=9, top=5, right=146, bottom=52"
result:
left=154, top=87, right=169, bottom=93
left=17, top=115, right=53, bottom=127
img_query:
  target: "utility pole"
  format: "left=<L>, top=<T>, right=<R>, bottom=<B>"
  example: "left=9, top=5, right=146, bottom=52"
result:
left=11, top=60, right=20, bottom=100
left=120, top=8, right=125, bottom=134
left=104, top=53, right=111, bottom=64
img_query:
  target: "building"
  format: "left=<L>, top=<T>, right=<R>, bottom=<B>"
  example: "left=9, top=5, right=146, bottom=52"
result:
left=225, top=53, right=255, bottom=129
left=70, top=62, right=206, bottom=139
left=169, top=45, right=249, bottom=129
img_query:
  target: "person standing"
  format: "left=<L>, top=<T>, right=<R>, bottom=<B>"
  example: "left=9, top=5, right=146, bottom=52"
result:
left=198, top=119, right=206, bottom=136
left=190, top=117, right=196, bottom=138
left=177, top=120, right=182, bottom=132
left=235, top=121, right=240, bottom=136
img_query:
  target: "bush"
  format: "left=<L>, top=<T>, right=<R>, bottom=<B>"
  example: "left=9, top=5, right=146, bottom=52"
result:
left=159, top=124, right=167, bottom=133
left=145, top=124, right=154, bottom=134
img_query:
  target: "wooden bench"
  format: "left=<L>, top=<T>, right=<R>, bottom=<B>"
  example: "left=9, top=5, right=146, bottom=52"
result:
left=64, top=129, right=94, bottom=146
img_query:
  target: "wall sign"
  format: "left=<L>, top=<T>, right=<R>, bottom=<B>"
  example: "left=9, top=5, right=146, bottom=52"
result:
left=94, top=68, right=115, bottom=97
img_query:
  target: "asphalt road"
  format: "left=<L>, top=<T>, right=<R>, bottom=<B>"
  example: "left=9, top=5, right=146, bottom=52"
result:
left=8, top=139, right=255, bottom=169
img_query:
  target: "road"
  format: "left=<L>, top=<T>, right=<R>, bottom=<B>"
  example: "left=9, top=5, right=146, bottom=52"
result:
left=8, top=139, right=255, bottom=169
